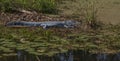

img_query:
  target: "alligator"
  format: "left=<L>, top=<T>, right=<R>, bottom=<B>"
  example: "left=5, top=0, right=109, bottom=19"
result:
left=5, top=20, right=80, bottom=29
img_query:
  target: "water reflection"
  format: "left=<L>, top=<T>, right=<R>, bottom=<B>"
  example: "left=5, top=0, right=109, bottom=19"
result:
left=96, top=53, right=107, bottom=61
left=17, top=50, right=24, bottom=61
left=57, top=51, right=73, bottom=61
left=1, top=50, right=120, bottom=61
left=113, top=53, right=120, bottom=61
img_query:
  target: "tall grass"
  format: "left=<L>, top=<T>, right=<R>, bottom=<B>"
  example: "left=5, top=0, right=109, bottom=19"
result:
left=0, top=0, right=57, bottom=14
left=79, top=0, right=103, bottom=30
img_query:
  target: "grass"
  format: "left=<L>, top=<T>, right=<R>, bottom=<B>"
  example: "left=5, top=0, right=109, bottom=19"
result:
left=1, top=0, right=120, bottom=24
left=0, top=0, right=57, bottom=14
left=57, top=0, right=120, bottom=24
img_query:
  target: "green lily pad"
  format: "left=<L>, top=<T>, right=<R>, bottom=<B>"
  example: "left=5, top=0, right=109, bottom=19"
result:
left=2, top=53, right=17, bottom=56
left=29, top=52, right=43, bottom=55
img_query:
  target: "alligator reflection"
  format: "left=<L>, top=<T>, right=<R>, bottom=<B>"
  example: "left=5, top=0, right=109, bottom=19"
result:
left=1, top=50, right=120, bottom=61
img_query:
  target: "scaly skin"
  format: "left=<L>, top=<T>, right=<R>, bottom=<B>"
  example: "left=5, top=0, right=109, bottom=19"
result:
left=5, top=20, right=79, bottom=29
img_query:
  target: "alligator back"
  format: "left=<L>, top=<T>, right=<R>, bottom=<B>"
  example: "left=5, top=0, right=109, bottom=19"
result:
left=5, top=20, right=79, bottom=28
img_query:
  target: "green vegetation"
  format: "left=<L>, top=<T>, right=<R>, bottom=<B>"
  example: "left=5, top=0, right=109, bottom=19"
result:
left=0, top=27, right=70, bottom=57
left=0, top=0, right=57, bottom=14
left=0, top=0, right=120, bottom=59
left=0, top=24, right=120, bottom=58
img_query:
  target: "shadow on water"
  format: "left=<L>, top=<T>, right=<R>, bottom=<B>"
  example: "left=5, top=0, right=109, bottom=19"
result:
left=1, top=50, right=120, bottom=61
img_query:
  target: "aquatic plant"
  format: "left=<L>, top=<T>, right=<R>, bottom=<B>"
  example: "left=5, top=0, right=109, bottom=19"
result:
left=0, top=23, right=120, bottom=61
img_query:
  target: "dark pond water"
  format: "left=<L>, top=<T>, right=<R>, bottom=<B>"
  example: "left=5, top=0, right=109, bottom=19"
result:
left=0, top=50, right=120, bottom=61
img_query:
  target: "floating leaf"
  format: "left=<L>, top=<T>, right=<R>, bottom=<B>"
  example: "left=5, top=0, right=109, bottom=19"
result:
left=2, top=53, right=17, bottom=56
left=2, top=48, right=14, bottom=53
left=25, top=48, right=35, bottom=52
left=29, top=52, right=43, bottom=55
left=37, top=50, right=46, bottom=53
left=0, top=56, right=2, bottom=58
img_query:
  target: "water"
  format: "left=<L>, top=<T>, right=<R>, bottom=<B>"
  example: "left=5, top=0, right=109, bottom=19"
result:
left=1, top=50, right=120, bottom=61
